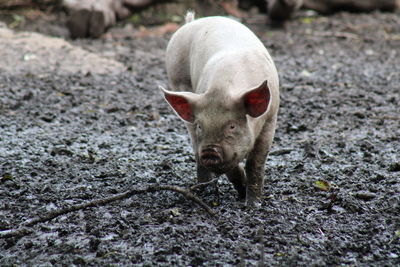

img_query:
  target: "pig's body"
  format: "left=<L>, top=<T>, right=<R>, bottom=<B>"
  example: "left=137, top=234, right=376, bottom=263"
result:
left=161, top=13, right=279, bottom=206
left=166, top=16, right=279, bottom=100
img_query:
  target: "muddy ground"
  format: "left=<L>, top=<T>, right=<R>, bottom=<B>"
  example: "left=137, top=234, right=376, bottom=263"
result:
left=0, top=8, right=399, bottom=266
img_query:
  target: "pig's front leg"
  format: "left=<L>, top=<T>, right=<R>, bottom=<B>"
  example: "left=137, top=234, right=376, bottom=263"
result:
left=245, top=117, right=277, bottom=206
left=187, top=124, right=214, bottom=183
left=197, top=164, right=214, bottom=183
left=226, top=165, right=247, bottom=199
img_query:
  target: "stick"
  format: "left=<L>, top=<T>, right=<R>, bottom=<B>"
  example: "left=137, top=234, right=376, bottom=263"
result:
left=371, top=115, right=400, bottom=120
left=189, top=178, right=219, bottom=191
left=311, top=31, right=361, bottom=40
left=0, top=184, right=215, bottom=239
left=257, top=226, right=265, bottom=267
left=269, top=148, right=294, bottom=156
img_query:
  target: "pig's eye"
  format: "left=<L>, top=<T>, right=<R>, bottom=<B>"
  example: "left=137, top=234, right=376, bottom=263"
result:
left=226, top=122, right=237, bottom=132
left=196, top=124, right=202, bottom=131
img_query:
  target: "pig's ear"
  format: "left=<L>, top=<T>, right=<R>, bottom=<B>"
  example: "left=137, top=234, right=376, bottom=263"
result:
left=159, top=85, right=196, bottom=123
left=242, top=80, right=271, bottom=118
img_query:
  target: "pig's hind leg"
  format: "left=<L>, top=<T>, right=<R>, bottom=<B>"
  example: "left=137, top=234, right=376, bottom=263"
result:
left=165, top=35, right=193, bottom=93
left=168, top=71, right=192, bottom=92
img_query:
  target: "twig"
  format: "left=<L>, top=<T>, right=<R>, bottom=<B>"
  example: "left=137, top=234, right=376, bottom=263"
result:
left=189, top=178, right=219, bottom=191
left=318, top=228, right=325, bottom=237
left=371, top=115, right=400, bottom=121
left=257, top=226, right=265, bottom=267
left=269, top=148, right=293, bottom=156
left=312, top=31, right=361, bottom=40
left=0, top=1, right=35, bottom=9
left=0, top=184, right=215, bottom=239
left=189, top=178, right=222, bottom=206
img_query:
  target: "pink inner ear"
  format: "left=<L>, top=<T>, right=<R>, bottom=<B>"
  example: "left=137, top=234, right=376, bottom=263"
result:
left=165, top=94, right=194, bottom=122
left=244, top=81, right=271, bottom=118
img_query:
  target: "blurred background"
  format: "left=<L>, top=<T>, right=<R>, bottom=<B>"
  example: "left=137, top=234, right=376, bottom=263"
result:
left=0, top=0, right=399, bottom=38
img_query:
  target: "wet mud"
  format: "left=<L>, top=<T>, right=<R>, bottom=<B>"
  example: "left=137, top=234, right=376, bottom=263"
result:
left=1, top=10, right=399, bottom=266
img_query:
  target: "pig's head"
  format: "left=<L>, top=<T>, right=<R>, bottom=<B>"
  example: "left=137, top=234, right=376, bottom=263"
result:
left=160, top=80, right=271, bottom=174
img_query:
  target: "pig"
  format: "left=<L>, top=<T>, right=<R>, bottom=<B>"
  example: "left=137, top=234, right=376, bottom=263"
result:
left=159, top=12, right=279, bottom=206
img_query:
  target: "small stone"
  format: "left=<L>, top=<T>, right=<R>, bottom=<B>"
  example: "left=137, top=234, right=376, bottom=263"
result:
left=354, top=191, right=376, bottom=201
left=388, top=162, right=400, bottom=172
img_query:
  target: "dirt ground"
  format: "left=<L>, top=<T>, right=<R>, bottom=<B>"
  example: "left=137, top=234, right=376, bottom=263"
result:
left=0, top=7, right=399, bottom=266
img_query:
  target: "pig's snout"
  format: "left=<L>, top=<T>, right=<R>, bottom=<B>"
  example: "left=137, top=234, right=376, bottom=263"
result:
left=200, top=146, right=223, bottom=168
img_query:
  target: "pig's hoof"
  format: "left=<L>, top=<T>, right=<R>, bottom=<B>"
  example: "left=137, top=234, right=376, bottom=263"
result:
left=245, top=199, right=262, bottom=208
left=245, top=187, right=263, bottom=207
left=245, top=195, right=262, bottom=208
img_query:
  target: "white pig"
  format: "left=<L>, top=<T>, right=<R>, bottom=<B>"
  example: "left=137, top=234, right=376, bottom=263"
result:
left=160, top=12, right=280, bottom=206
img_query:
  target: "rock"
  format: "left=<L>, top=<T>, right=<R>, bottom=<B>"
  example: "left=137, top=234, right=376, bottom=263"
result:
left=388, top=162, right=400, bottom=172
left=354, top=191, right=377, bottom=201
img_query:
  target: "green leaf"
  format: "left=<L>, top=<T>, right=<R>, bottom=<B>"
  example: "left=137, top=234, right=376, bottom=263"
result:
left=301, top=17, right=315, bottom=24
left=275, top=252, right=286, bottom=257
left=1, top=173, right=13, bottom=182
left=314, top=180, right=331, bottom=191
left=211, top=201, right=220, bottom=207
left=395, top=229, right=400, bottom=237
left=9, top=14, right=25, bottom=28
left=128, top=14, right=141, bottom=24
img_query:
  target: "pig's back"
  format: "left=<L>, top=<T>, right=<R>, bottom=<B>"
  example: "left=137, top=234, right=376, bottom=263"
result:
left=166, top=16, right=273, bottom=93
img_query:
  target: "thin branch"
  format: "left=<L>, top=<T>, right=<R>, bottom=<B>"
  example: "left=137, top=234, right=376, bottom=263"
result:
left=152, top=184, right=216, bottom=216
left=257, top=226, right=265, bottom=267
left=269, top=148, right=294, bottom=156
left=371, top=115, right=400, bottom=120
left=311, top=31, right=361, bottom=40
left=189, top=177, right=219, bottom=191
left=0, top=184, right=215, bottom=239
